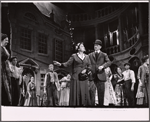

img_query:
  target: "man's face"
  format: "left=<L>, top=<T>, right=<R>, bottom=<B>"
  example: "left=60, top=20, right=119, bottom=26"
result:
left=49, top=64, right=54, bottom=71
left=125, top=65, right=130, bottom=70
left=94, top=44, right=101, bottom=51
left=146, top=58, right=149, bottom=65
left=12, top=58, right=17, bottom=66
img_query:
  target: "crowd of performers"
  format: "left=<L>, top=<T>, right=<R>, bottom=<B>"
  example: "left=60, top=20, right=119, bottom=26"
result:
left=1, top=33, right=149, bottom=107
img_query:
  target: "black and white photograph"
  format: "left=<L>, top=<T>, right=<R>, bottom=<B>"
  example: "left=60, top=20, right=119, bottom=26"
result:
left=1, top=1, right=149, bottom=121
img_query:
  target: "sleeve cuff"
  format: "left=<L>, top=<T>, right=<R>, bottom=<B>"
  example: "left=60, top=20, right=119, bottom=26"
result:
left=60, top=63, right=65, bottom=68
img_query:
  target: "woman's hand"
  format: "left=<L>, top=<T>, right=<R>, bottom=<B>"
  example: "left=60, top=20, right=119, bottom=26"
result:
left=53, top=61, right=61, bottom=66
left=139, top=79, right=143, bottom=86
left=81, top=69, right=86, bottom=74
left=43, top=90, right=46, bottom=94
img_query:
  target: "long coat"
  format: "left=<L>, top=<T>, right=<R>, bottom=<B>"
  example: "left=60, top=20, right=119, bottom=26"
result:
left=88, top=51, right=111, bottom=81
left=61, top=53, right=91, bottom=106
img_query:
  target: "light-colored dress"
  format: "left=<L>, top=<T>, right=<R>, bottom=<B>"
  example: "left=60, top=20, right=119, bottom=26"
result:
left=59, top=77, right=70, bottom=106
left=24, top=81, right=37, bottom=106
left=104, top=67, right=117, bottom=106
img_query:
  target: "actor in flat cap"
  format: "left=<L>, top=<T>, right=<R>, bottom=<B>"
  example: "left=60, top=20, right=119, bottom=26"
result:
left=88, top=39, right=111, bottom=106
left=122, top=63, right=136, bottom=106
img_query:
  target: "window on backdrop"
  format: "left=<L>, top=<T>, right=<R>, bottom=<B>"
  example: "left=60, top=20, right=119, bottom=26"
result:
left=54, top=39, right=64, bottom=62
left=38, top=33, right=48, bottom=54
left=20, top=28, right=32, bottom=51
left=108, top=29, right=119, bottom=47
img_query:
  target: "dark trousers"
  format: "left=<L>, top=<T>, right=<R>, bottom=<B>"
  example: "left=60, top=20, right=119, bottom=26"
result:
left=88, top=81, right=96, bottom=106
left=46, top=83, right=59, bottom=106
left=124, top=80, right=135, bottom=106
left=94, top=80, right=105, bottom=106
left=11, top=77, right=20, bottom=106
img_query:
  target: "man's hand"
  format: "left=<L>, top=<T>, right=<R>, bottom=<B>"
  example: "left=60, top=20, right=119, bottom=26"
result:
left=98, top=66, right=104, bottom=71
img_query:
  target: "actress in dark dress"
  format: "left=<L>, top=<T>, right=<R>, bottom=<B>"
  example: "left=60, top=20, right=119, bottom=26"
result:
left=27, top=77, right=37, bottom=106
left=1, top=33, right=12, bottom=106
left=54, top=42, right=91, bottom=106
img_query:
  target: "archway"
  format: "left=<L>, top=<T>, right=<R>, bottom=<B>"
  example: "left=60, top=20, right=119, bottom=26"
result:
left=18, top=58, right=39, bottom=88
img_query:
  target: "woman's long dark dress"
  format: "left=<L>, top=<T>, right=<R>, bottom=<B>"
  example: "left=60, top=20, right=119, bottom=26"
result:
left=1, top=47, right=12, bottom=105
left=61, top=53, right=91, bottom=106
left=28, top=82, right=37, bottom=106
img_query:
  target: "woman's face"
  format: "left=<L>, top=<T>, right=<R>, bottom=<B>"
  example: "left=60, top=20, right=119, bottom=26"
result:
left=67, top=74, right=71, bottom=79
left=12, top=58, right=17, bottom=66
left=117, top=67, right=122, bottom=74
left=1, top=37, right=9, bottom=47
left=78, top=43, right=86, bottom=52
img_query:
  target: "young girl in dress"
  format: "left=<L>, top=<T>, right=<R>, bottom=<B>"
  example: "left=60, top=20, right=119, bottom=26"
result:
left=59, top=74, right=71, bottom=106
left=104, top=67, right=117, bottom=106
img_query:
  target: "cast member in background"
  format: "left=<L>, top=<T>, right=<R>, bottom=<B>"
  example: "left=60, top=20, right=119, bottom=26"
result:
left=27, top=76, right=37, bottom=106
left=103, top=67, right=117, bottom=106
left=43, top=64, right=60, bottom=106
left=113, top=67, right=126, bottom=106
left=123, top=63, right=136, bottom=106
left=59, top=74, right=71, bottom=106
left=18, top=73, right=27, bottom=106
left=136, top=55, right=149, bottom=106
left=10, top=56, right=20, bottom=106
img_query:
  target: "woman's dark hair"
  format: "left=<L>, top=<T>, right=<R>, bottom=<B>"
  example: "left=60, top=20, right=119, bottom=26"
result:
left=114, top=66, right=122, bottom=74
left=1, top=33, right=8, bottom=41
left=9, top=56, right=17, bottom=62
left=75, top=42, right=84, bottom=51
left=142, top=55, right=149, bottom=63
